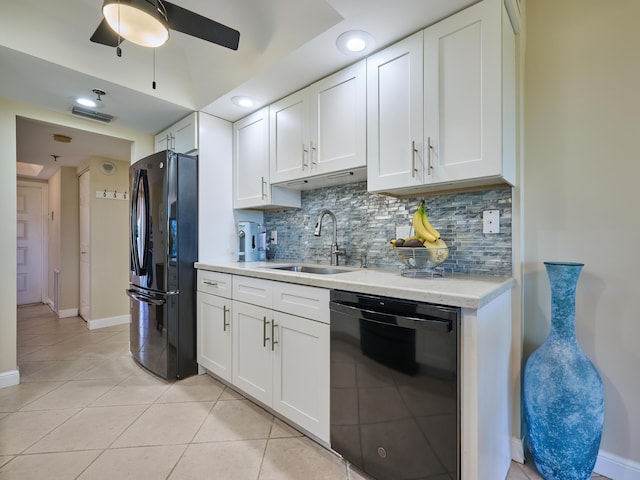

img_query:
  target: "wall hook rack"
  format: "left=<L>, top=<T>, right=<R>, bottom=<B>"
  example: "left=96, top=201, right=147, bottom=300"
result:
left=96, top=189, right=127, bottom=201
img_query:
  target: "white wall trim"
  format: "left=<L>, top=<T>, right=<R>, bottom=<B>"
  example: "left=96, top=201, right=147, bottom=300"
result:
left=511, top=436, right=525, bottom=463
left=595, top=450, right=640, bottom=480
left=87, top=314, right=130, bottom=330
left=58, top=308, right=78, bottom=318
left=0, top=369, right=20, bottom=389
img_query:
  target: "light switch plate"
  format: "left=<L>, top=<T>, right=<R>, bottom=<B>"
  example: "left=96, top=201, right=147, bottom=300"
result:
left=483, top=210, right=500, bottom=234
left=396, top=225, right=412, bottom=239
left=271, top=231, right=278, bottom=245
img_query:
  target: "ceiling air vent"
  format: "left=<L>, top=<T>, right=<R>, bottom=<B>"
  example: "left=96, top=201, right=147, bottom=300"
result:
left=71, top=106, right=114, bottom=123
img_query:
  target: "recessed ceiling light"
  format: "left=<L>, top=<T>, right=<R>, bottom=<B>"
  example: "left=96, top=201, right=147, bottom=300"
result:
left=76, top=97, right=97, bottom=108
left=231, top=96, right=255, bottom=108
left=336, top=30, right=375, bottom=56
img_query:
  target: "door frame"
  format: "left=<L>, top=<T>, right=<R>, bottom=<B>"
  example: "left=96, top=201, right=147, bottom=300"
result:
left=17, top=180, right=48, bottom=305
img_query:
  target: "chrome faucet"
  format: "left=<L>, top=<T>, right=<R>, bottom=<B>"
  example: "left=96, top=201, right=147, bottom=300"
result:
left=314, top=209, right=344, bottom=266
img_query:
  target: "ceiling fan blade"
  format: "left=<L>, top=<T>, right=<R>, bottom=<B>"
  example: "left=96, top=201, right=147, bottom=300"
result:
left=163, top=1, right=240, bottom=50
left=90, top=18, right=123, bottom=47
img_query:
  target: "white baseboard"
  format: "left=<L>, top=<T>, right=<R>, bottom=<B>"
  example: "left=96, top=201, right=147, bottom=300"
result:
left=87, top=314, right=130, bottom=330
left=595, top=450, right=640, bottom=480
left=58, top=308, right=78, bottom=318
left=0, top=369, right=20, bottom=389
left=511, top=436, right=525, bottom=463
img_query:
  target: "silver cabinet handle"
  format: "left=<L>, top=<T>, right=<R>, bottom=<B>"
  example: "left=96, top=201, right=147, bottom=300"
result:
left=271, top=321, right=278, bottom=351
left=261, top=176, right=267, bottom=200
left=263, top=316, right=270, bottom=347
left=411, top=141, right=419, bottom=178
left=427, top=136, right=434, bottom=176
left=310, top=141, right=317, bottom=170
left=223, top=305, right=229, bottom=332
left=302, top=144, right=309, bottom=170
left=203, top=281, right=218, bottom=287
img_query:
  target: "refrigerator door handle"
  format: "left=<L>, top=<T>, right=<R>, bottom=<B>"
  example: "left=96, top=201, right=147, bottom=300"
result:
left=126, top=289, right=166, bottom=306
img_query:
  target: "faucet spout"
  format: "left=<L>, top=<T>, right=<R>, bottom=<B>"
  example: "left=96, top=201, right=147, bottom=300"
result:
left=313, top=209, right=343, bottom=266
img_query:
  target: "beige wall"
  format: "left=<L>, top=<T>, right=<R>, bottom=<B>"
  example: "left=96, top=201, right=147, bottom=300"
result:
left=524, top=0, right=640, bottom=463
left=47, top=167, right=80, bottom=311
left=88, top=158, right=130, bottom=320
left=0, top=97, right=153, bottom=378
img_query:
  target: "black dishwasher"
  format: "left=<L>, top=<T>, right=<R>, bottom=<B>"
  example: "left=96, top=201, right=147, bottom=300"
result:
left=329, top=290, right=460, bottom=480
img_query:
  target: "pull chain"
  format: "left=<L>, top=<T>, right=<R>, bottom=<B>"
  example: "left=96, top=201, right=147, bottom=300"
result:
left=152, top=48, right=157, bottom=89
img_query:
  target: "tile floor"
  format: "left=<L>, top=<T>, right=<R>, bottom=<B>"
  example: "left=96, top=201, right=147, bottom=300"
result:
left=0, top=304, right=610, bottom=480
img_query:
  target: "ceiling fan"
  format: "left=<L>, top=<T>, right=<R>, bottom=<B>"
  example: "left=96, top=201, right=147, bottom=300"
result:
left=90, top=0, right=240, bottom=51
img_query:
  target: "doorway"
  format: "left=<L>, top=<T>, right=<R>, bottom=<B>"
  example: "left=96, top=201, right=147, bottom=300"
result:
left=16, top=181, right=48, bottom=306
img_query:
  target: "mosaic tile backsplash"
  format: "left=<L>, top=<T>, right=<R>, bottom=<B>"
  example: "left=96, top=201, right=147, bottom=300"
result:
left=263, top=182, right=512, bottom=276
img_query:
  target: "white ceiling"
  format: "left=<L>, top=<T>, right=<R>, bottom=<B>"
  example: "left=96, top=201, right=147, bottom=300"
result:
left=1, top=0, right=477, bottom=179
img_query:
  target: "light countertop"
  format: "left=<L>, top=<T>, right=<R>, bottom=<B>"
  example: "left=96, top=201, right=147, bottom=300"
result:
left=195, top=260, right=514, bottom=309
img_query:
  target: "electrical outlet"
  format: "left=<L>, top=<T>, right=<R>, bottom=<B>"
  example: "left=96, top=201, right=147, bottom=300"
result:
left=483, top=210, right=500, bottom=234
left=270, top=231, right=278, bottom=245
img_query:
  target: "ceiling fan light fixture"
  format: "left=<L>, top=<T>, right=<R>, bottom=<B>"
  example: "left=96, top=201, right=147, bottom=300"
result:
left=102, top=0, right=169, bottom=48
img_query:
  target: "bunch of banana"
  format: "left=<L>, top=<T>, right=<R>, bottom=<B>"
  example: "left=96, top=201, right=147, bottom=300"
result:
left=390, top=200, right=449, bottom=264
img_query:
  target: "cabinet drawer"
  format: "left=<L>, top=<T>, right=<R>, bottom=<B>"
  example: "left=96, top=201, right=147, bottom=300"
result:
left=233, top=276, right=273, bottom=308
left=197, top=270, right=232, bottom=297
left=272, top=283, right=329, bottom=324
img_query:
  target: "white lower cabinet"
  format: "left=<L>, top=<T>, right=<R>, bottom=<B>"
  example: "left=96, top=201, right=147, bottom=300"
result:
left=232, top=276, right=329, bottom=443
left=196, top=271, right=233, bottom=382
left=272, top=311, right=329, bottom=442
left=232, top=300, right=273, bottom=406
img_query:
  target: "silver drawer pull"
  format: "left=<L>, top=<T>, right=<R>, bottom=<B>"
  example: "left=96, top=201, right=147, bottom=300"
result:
left=263, top=316, right=270, bottom=347
left=223, top=306, right=230, bottom=331
left=203, top=280, right=219, bottom=287
left=271, top=321, right=278, bottom=351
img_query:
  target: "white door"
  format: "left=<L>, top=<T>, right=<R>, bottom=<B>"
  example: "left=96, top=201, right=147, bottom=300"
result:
left=232, top=300, right=273, bottom=406
left=79, top=171, right=91, bottom=320
left=233, top=108, right=270, bottom=209
left=367, top=31, right=425, bottom=192
left=310, top=60, right=367, bottom=175
left=16, top=183, right=46, bottom=305
left=269, top=89, right=309, bottom=184
left=423, top=0, right=502, bottom=183
left=272, top=312, right=330, bottom=442
left=197, top=292, right=232, bottom=382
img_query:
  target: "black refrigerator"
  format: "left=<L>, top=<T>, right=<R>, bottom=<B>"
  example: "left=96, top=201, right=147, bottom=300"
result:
left=126, top=150, right=198, bottom=380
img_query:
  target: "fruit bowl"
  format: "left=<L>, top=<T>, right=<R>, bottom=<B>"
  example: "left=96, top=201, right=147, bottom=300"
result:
left=394, top=246, right=449, bottom=277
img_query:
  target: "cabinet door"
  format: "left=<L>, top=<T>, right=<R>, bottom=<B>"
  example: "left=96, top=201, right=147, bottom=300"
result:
left=272, top=312, right=330, bottom=442
left=154, top=128, right=172, bottom=153
left=309, top=60, right=366, bottom=175
left=367, top=31, right=425, bottom=193
left=197, top=292, right=232, bottom=382
left=269, top=89, right=309, bottom=184
left=424, top=0, right=501, bottom=184
left=233, top=108, right=270, bottom=209
left=173, top=112, right=199, bottom=154
left=232, top=300, right=273, bottom=406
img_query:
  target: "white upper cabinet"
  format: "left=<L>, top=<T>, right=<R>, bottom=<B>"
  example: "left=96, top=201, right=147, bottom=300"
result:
left=270, top=60, right=366, bottom=186
left=309, top=60, right=366, bottom=176
left=368, top=0, right=515, bottom=194
left=424, top=0, right=506, bottom=184
left=232, top=108, right=301, bottom=210
left=367, top=32, right=425, bottom=192
left=233, top=108, right=271, bottom=208
left=154, top=112, right=199, bottom=154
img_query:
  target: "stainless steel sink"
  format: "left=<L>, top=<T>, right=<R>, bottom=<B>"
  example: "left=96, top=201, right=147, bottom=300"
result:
left=266, top=265, right=352, bottom=275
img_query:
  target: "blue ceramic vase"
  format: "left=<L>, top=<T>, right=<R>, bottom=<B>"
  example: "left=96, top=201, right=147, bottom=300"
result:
left=524, top=262, right=604, bottom=480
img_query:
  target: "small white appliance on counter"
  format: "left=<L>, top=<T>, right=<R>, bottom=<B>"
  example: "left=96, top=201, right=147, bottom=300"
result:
left=238, top=221, right=259, bottom=262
